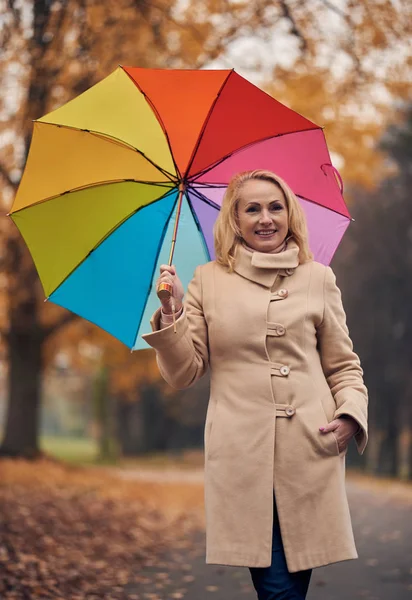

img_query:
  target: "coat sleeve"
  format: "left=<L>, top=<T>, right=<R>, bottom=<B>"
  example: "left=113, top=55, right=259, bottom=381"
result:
left=316, top=266, right=368, bottom=454
left=141, top=265, right=209, bottom=390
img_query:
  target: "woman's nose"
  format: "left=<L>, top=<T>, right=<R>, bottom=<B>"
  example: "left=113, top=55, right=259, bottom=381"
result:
left=259, top=211, right=272, bottom=224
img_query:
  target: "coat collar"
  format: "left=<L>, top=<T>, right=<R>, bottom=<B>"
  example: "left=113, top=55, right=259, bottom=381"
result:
left=234, top=240, right=300, bottom=288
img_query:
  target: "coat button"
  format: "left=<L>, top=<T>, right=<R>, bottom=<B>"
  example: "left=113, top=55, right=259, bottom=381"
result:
left=278, top=289, right=288, bottom=298
left=285, top=406, right=295, bottom=417
left=280, top=365, right=290, bottom=376
left=285, top=268, right=294, bottom=276
left=277, top=326, right=285, bottom=336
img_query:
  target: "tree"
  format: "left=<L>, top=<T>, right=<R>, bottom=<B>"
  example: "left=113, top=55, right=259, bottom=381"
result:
left=260, top=0, right=412, bottom=189
left=0, top=0, right=411, bottom=457
left=333, top=107, right=412, bottom=477
left=0, top=0, right=217, bottom=456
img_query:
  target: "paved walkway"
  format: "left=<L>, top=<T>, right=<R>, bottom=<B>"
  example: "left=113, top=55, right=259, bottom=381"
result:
left=115, top=468, right=412, bottom=599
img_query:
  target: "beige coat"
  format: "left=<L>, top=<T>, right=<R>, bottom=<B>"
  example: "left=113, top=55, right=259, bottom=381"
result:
left=142, top=240, right=368, bottom=573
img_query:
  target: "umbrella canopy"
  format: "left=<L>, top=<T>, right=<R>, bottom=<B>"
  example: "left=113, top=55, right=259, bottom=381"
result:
left=9, top=66, right=350, bottom=351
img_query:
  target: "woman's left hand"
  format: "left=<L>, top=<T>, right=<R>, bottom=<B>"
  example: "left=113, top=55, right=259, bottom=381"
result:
left=319, top=417, right=359, bottom=453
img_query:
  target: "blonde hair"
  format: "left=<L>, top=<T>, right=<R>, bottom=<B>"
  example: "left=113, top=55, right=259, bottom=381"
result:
left=214, top=170, right=313, bottom=271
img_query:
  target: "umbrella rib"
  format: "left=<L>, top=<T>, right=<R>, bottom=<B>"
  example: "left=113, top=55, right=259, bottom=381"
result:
left=190, top=182, right=350, bottom=219
left=45, top=187, right=178, bottom=301
left=190, top=182, right=227, bottom=189
left=36, top=120, right=177, bottom=182
left=295, top=193, right=352, bottom=219
left=130, top=194, right=178, bottom=351
left=188, top=126, right=321, bottom=182
left=184, top=70, right=234, bottom=179
left=192, top=184, right=350, bottom=219
left=122, top=68, right=181, bottom=181
left=9, top=180, right=174, bottom=216
left=187, top=185, right=221, bottom=211
left=185, top=189, right=214, bottom=261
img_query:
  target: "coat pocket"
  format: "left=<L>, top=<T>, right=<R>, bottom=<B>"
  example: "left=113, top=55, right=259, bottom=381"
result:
left=317, top=392, right=341, bottom=457
left=292, top=393, right=340, bottom=457
left=316, top=423, right=340, bottom=457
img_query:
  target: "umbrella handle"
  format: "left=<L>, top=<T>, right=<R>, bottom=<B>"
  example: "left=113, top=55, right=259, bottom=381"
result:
left=157, top=282, right=173, bottom=299
left=321, top=163, right=344, bottom=195
left=156, top=282, right=177, bottom=333
left=155, top=182, right=185, bottom=333
left=156, top=182, right=185, bottom=302
left=332, top=166, right=344, bottom=194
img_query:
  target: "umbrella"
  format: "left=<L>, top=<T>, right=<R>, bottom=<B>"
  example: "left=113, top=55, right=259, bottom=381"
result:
left=9, top=66, right=350, bottom=351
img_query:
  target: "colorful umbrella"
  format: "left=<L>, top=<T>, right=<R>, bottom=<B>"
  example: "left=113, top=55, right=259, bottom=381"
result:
left=9, top=66, right=350, bottom=351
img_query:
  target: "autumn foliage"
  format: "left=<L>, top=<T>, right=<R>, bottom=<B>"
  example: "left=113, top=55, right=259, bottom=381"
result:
left=0, top=0, right=411, bottom=457
left=0, top=459, right=204, bottom=599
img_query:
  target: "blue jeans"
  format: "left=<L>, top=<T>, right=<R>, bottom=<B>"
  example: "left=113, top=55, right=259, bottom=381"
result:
left=249, top=494, right=312, bottom=600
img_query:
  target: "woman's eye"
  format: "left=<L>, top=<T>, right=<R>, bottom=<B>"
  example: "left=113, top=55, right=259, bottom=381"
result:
left=246, top=207, right=258, bottom=213
left=271, top=204, right=283, bottom=211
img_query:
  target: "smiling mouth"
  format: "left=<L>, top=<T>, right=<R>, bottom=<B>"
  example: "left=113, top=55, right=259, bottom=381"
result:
left=255, top=230, right=277, bottom=237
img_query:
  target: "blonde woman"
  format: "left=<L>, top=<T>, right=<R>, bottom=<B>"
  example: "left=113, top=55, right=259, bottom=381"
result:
left=142, top=170, right=368, bottom=600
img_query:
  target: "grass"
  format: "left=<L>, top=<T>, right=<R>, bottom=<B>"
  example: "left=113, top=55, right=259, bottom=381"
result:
left=41, top=435, right=98, bottom=464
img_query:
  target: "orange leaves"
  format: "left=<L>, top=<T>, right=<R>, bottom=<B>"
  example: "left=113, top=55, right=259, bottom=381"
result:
left=266, top=68, right=395, bottom=191
left=111, top=350, right=166, bottom=402
left=0, top=458, right=205, bottom=599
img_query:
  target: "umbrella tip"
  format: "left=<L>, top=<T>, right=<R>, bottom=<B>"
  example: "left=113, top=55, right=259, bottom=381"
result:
left=44, top=297, right=49, bottom=303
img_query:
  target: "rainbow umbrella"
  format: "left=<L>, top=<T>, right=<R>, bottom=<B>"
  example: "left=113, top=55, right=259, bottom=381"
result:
left=9, top=66, right=350, bottom=351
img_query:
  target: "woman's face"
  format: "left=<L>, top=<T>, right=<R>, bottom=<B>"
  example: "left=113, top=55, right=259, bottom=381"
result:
left=236, top=179, right=289, bottom=253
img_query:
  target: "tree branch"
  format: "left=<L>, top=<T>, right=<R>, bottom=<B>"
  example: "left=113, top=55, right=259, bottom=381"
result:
left=149, top=0, right=206, bottom=46
left=279, top=0, right=307, bottom=52
left=42, top=311, right=78, bottom=340
left=318, top=0, right=363, bottom=81
left=0, top=162, right=17, bottom=192
left=318, top=0, right=346, bottom=18
left=0, top=325, right=10, bottom=341
left=6, top=0, right=20, bottom=26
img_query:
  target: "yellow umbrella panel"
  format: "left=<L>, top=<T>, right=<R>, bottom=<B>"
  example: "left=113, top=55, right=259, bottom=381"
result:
left=9, top=66, right=179, bottom=341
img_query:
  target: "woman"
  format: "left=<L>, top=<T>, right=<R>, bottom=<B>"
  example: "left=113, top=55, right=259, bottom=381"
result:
left=142, top=170, right=368, bottom=600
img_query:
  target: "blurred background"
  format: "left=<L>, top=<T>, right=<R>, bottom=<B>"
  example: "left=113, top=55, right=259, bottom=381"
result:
left=0, top=1, right=411, bottom=599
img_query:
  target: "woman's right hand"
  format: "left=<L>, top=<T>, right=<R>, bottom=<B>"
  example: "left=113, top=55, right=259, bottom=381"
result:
left=157, top=265, right=184, bottom=314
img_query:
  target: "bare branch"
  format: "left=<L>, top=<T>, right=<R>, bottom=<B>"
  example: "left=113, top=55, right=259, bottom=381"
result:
left=6, top=0, right=20, bottom=25
left=0, top=325, right=9, bottom=340
left=148, top=0, right=206, bottom=45
left=317, top=0, right=347, bottom=18
left=42, top=311, right=78, bottom=340
left=279, top=0, right=308, bottom=52
left=0, top=2, right=19, bottom=46
left=0, top=162, right=17, bottom=191
left=134, top=0, right=240, bottom=67
left=318, top=0, right=364, bottom=81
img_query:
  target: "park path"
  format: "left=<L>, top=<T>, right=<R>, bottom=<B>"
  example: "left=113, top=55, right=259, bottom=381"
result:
left=113, top=466, right=412, bottom=600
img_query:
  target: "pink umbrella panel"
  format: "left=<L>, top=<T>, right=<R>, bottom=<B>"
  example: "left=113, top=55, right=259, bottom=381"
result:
left=189, top=127, right=350, bottom=266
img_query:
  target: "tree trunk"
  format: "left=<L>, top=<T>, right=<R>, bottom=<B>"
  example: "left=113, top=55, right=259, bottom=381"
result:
left=397, top=425, right=411, bottom=480
left=0, top=2, right=59, bottom=458
left=92, top=366, right=119, bottom=462
left=0, top=328, right=43, bottom=457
